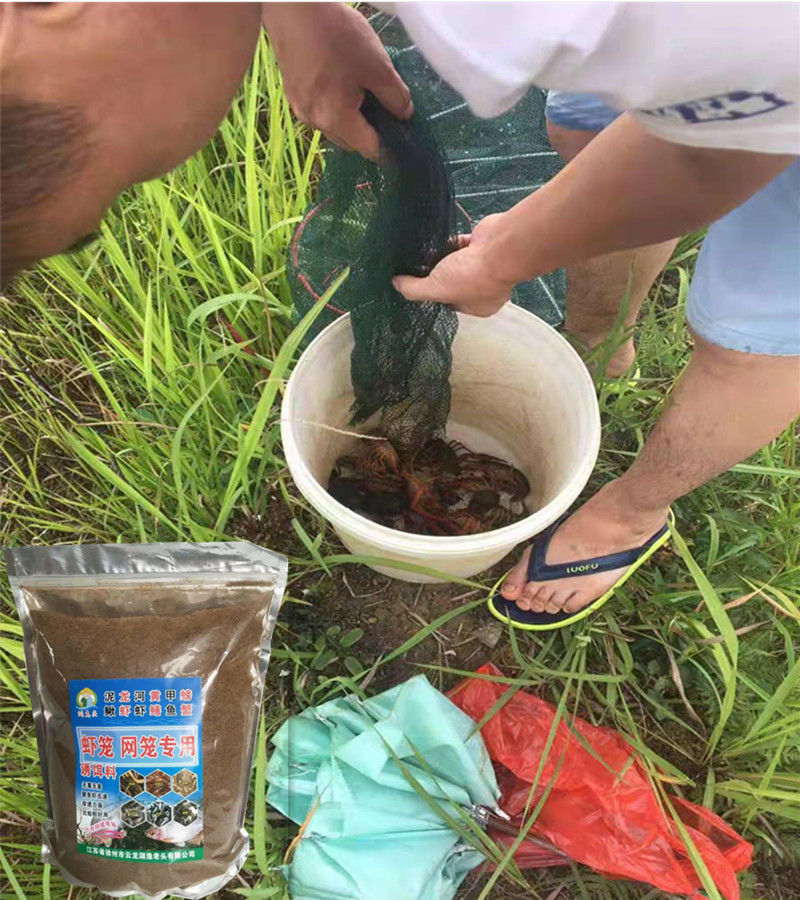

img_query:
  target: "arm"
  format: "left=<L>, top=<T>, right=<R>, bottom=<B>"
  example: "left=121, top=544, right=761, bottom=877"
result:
left=262, top=3, right=412, bottom=159
left=394, top=114, right=796, bottom=315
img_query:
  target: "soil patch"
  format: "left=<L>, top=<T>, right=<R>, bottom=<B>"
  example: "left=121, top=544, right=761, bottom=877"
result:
left=233, top=486, right=516, bottom=695
left=751, top=855, right=800, bottom=900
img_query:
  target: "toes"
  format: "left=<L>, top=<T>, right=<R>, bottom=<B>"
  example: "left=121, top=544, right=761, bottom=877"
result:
left=516, top=585, right=541, bottom=612
left=516, top=590, right=534, bottom=611
left=543, top=596, right=564, bottom=615
left=500, top=546, right=531, bottom=600
left=528, top=586, right=553, bottom=612
left=543, top=588, right=575, bottom=614
left=521, top=581, right=543, bottom=608
left=563, top=591, right=589, bottom=614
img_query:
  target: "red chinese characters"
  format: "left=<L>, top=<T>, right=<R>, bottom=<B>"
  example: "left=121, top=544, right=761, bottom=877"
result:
left=80, top=734, right=98, bottom=757
left=158, top=734, right=177, bottom=759
left=138, top=735, right=158, bottom=759
left=80, top=733, right=117, bottom=759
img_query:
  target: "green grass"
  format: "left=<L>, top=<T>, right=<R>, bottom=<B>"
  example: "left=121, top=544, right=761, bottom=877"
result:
left=2, top=33, right=799, bottom=900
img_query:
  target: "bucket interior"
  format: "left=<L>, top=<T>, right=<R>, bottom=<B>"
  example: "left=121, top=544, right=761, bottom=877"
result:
left=285, top=306, right=597, bottom=530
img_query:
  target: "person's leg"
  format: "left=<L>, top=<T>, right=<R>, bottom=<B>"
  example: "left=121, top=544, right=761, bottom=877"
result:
left=545, top=93, right=678, bottom=376
left=502, top=334, right=800, bottom=613
left=501, top=159, right=800, bottom=616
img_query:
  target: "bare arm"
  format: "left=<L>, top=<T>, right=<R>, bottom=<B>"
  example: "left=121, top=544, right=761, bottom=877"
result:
left=394, top=114, right=796, bottom=314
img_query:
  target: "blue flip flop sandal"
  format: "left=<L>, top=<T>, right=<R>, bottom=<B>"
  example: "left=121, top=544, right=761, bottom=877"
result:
left=487, top=511, right=671, bottom=631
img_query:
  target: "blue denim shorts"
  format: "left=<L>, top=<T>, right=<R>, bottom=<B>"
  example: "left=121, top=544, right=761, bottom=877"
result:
left=546, top=91, right=800, bottom=356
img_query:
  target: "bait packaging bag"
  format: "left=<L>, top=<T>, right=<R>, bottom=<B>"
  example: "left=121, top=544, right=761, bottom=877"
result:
left=5, top=542, right=287, bottom=900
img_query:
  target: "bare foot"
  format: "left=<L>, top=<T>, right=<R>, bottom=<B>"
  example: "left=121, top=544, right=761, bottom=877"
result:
left=500, top=484, right=668, bottom=616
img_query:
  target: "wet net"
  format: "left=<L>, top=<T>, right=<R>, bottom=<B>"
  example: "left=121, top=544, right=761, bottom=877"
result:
left=288, top=11, right=565, bottom=455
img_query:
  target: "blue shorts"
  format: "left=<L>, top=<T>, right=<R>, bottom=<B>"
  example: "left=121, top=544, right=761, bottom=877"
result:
left=546, top=91, right=800, bottom=356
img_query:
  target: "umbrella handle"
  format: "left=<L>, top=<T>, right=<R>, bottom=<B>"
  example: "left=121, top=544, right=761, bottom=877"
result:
left=483, top=809, right=569, bottom=858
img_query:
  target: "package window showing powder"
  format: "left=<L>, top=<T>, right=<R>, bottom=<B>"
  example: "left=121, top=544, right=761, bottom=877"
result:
left=5, top=542, right=287, bottom=900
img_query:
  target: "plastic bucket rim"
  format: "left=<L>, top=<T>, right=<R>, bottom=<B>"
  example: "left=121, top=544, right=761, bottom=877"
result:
left=281, top=306, right=601, bottom=556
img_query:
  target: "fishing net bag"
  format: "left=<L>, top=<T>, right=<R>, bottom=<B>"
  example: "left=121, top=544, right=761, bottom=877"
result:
left=288, top=11, right=565, bottom=455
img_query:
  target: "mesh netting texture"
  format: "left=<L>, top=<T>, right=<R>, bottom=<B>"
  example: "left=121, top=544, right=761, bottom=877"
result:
left=289, top=12, right=565, bottom=454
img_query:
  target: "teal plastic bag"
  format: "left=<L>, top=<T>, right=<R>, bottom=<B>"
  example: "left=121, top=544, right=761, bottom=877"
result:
left=267, top=675, right=501, bottom=899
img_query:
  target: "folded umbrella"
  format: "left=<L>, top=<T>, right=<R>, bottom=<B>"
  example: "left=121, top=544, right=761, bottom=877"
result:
left=267, top=675, right=516, bottom=899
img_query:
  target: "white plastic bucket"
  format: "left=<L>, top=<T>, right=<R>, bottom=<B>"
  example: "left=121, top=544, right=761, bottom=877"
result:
left=281, top=304, right=600, bottom=583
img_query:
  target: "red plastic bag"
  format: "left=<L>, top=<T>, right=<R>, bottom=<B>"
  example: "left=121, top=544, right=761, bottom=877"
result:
left=449, top=664, right=752, bottom=899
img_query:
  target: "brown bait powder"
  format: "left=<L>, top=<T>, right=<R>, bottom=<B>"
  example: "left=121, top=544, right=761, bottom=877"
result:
left=7, top=543, right=286, bottom=900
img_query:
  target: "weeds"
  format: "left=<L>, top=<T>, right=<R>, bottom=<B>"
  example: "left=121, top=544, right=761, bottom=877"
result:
left=1, top=33, right=798, bottom=900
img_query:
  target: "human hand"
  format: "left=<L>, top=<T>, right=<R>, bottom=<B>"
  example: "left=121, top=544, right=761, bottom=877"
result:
left=392, top=214, right=519, bottom=317
left=262, top=3, right=412, bottom=159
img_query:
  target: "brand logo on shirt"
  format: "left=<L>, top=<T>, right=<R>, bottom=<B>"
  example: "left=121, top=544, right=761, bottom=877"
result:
left=640, top=91, right=790, bottom=124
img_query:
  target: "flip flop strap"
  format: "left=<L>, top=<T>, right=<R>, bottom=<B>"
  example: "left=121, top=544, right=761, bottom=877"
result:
left=529, top=517, right=669, bottom=581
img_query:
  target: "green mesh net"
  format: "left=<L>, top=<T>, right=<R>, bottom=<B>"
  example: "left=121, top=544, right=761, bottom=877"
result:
left=288, top=12, right=565, bottom=455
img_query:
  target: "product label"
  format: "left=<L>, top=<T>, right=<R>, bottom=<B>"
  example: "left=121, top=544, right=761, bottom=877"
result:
left=69, top=677, right=203, bottom=863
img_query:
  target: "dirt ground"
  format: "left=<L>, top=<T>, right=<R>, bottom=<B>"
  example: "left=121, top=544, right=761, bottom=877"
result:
left=236, top=493, right=522, bottom=696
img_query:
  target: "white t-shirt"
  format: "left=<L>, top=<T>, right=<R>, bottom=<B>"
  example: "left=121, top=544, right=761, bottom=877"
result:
left=377, top=2, right=800, bottom=154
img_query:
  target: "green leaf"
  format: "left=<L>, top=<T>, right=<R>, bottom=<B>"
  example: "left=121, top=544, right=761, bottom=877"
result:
left=340, top=627, right=365, bottom=648
left=312, top=648, right=337, bottom=671
left=344, top=656, right=364, bottom=676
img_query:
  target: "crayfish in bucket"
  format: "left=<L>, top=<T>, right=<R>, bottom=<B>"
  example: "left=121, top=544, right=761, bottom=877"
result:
left=328, top=436, right=530, bottom=536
